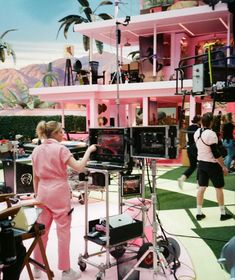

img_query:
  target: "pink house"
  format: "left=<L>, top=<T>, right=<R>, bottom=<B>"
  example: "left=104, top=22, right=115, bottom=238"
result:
left=29, top=1, right=234, bottom=130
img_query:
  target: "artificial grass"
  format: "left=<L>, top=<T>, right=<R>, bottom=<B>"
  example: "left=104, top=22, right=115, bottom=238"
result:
left=193, top=226, right=235, bottom=258
left=144, top=168, right=235, bottom=260
left=144, top=187, right=217, bottom=210
left=159, top=166, right=235, bottom=191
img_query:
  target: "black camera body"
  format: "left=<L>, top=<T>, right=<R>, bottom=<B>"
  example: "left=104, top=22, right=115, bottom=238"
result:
left=0, top=220, right=17, bottom=265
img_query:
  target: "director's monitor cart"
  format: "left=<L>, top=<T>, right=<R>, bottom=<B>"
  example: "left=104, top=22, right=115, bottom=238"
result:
left=78, top=167, right=144, bottom=280
left=122, top=124, right=180, bottom=279
left=121, top=159, right=171, bottom=280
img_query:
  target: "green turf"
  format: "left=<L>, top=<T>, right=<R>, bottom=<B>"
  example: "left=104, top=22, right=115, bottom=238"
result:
left=144, top=167, right=235, bottom=260
left=193, top=226, right=235, bottom=258
left=144, top=188, right=217, bottom=210
left=159, top=166, right=234, bottom=191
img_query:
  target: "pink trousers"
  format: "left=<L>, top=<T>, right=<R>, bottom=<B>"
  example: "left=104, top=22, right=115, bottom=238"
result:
left=34, top=206, right=72, bottom=271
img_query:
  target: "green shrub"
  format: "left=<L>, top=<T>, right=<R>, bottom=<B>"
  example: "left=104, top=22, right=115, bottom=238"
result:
left=0, top=115, right=86, bottom=140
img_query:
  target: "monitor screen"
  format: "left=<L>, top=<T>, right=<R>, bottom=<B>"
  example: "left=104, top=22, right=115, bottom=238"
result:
left=131, top=125, right=178, bottom=159
left=89, top=128, right=129, bottom=166
left=131, top=126, right=167, bottom=158
left=121, top=174, right=142, bottom=197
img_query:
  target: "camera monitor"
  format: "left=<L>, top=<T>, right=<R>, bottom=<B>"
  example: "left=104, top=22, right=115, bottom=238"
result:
left=121, top=174, right=142, bottom=197
left=131, top=125, right=178, bottom=159
left=89, top=127, right=130, bottom=167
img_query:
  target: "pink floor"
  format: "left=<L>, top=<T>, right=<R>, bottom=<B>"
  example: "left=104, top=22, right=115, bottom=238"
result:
left=20, top=198, right=195, bottom=280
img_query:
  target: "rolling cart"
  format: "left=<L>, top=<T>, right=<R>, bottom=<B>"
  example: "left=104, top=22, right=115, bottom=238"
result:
left=68, top=168, right=106, bottom=204
left=77, top=167, right=143, bottom=280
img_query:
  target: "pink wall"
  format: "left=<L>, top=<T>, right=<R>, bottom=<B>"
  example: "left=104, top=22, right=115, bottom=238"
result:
left=227, top=103, right=235, bottom=115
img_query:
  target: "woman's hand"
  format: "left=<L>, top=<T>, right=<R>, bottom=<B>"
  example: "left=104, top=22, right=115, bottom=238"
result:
left=88, top=144, right=97, bottom=153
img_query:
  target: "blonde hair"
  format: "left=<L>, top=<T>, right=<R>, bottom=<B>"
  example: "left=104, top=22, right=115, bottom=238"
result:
left=36, top=120, right=62, bottom=139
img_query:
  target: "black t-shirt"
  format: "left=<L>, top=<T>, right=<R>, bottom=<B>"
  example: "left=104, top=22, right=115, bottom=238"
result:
left=222, top=122, right=234, bottom=141
left=187, top=124, right=199, bottom=146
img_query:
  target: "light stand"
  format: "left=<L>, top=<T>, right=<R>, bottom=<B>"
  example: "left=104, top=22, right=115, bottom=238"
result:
left=11, top=140, right=19, bottom=194
left=122, top=159, right=169, bottom=280
left=114, top=0, right=130, bottom=127
left=64, top=58, right=74, bottom=86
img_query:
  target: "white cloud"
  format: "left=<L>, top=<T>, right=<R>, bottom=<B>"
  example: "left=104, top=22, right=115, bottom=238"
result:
left=0, top=39, right=138, bottom=70
left=0, top=41, right=87, bottom=70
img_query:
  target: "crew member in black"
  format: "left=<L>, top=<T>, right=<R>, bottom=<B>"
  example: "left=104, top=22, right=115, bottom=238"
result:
left=222, top=112, right=235, bottom=172
left=178, top=115, right=201, bottom=189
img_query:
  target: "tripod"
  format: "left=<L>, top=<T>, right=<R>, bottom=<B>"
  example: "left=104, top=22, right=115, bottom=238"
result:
left=110, top=63, right=123, bottom=84
left=122, top=159, right=170, bottom=279
left=114, top=0, right=130, bottom=126
left=64, top=58, right=74, bottom=86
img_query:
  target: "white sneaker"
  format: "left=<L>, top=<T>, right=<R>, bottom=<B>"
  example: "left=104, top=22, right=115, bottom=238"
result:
left=33, top=267, right=41, bottom=278
left=61, top=268, right=81, bottom=280
left=177, top=175, right=186, bottom=190
left=177, top=178, right=184, bottom=189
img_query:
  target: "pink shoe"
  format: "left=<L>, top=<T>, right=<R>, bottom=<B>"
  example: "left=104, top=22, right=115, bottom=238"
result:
left=33, top=267, right=41, bottom=278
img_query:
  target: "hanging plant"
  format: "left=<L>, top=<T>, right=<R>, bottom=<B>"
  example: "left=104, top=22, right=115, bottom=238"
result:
left=0, top=29, right=17, bottom=63
left=57, top=0, right=113, bottom=54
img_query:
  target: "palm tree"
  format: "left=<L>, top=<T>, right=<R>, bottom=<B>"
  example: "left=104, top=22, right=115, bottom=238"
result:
left=0, top=29, right=17, bottom=63
left=57, top=0, right=113, bottom=54
left=42, top=62, right=59, bottom=87
left=0, top=79, right=56, bottom=110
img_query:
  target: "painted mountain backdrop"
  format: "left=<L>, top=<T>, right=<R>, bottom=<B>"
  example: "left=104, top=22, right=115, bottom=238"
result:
left=0, top=52, right=130, bottom=93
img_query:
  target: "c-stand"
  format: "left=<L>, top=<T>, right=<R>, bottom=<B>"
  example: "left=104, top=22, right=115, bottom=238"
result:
left=114, top=0, right=130, bottom=126
left=122, top=159, right=170, bottom=280
left=110, top=62, right=123, bottom=84
left=64, top=58, right=74, bottom=86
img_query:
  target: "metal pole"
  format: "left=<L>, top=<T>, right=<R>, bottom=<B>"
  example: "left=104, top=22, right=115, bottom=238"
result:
left=115, top=0, right=120, bottom=127
left=11, top=140, right=18, bottom=194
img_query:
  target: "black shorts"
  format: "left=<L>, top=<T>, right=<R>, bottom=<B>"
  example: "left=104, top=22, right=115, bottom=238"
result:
left=198, top=161, right=224, bottom=188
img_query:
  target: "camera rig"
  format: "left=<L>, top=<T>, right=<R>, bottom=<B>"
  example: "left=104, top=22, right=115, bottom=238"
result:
left=175, top=46, right=235, bottom=128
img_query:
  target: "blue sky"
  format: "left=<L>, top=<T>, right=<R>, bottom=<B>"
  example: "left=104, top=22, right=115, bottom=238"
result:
left=0, top=0, right=140, bottom=69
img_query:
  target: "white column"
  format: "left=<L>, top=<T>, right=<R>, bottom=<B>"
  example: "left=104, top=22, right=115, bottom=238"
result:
left=89, top=97, right=98, bottom=128
left=189, top=95, right=196, bottom=122
left=171, top=33, right=176, bottom=72
left=129, top=104, right=137, bottom=126
left=143, top=97, right=149, bottom=126
left=89, top=34, right=93, bottom=85
left=61, top=102, right=65, bottom=128
left=86, top=104, right=90, bottom=131
left=153, top=24, right=157, bottom=78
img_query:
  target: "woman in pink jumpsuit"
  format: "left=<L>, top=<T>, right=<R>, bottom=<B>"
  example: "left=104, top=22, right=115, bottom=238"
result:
left=32, top=120, right=96, bottom=280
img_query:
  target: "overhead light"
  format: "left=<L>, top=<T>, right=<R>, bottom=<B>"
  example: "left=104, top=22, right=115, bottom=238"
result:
left=219, top=18, right=228, bottom=29
left=179, top=23, right=195, bottom=36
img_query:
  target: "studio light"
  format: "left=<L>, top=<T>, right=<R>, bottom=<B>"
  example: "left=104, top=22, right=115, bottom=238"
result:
left=218, top=236, right=235, bottom=280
